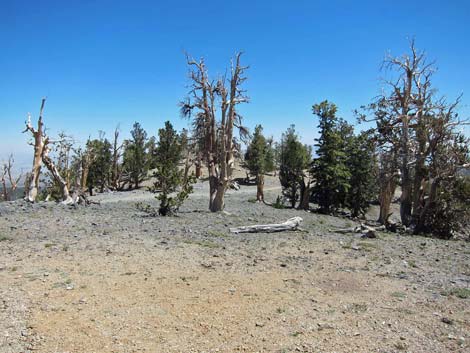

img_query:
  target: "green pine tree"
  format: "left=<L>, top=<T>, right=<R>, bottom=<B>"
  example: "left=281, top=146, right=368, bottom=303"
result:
left=152, top=121, right=195, bottom=216
left=311, top=101, right=350, bottom=214
left=86, top=134, right=112, bottom=194
left=279, top=125, right=311, bottom=208
left=122, top=122, right=149, bottom=189
left=345, top=132, right=377, bottom=217
left=244, top=125, right=275, bottom=201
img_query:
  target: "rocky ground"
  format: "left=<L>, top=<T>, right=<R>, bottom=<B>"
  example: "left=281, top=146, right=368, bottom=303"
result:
left=0, top=175, right=469, bottom=353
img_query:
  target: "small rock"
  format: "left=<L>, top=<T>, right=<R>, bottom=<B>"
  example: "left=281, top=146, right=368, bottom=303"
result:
left=441, top=317, right=453, bottom=325
left=361, top=230, right=376, bottom=239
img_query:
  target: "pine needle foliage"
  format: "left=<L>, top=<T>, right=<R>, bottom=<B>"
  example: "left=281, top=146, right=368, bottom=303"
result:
left=152, top=121, right=195, bottom=216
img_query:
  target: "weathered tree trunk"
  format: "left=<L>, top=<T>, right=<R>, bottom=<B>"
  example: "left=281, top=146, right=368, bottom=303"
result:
left=290, top=182, right=297, bottom=208
left=81, top=154, right=89, bottom=192
left=256, top=174, right=264, bottom=202
left=415, top=176, right=439, bottom=233
left=24, top=99, right=47, bottom=202
left=208, top=161, right=227, bottom=212
left=195, top=151, right=202, bottom=178
left=183, top=53, right=247, bottom=213
left=378, top=175, right=396, bottom=225
left=111, top=127, right=121, bottom=190
left=230, top=217, right=303, bottom=234
left=195, top=163, right=202, bottom=179
left=400, top=112, right=413, bottom=227
left=210, top=181, right=227, bottom=212
left=412, top=120, right=427, bottom=225
left=298, top=178, right=311, bottom=210
left=42, top=149, right=73, bottom=204
left=23, top=98, right=73, bottom=203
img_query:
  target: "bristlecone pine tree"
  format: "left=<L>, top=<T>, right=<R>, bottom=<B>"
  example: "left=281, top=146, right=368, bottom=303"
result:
left=279, top=125, right=311, bottom=209
left=122, top=122, right=149, bottom=189
left=86, top=134, right=112, bottom=194
left=244, top=125, right=275, bottom=202
left=23, top=98, right=72, bottom=203
left=0, top=155, right=22, bottom=201
left=310, top=101, right=350, bottom=214
left=360, top=40, right=470, bottom=237
left=345, top=131, right=377, bottom=217
left=180, top=52, right=249, bottom=212
left=152, top=121, right=195, bottom=216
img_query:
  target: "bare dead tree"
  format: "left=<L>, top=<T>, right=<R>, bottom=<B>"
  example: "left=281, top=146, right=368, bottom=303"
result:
left=111, top=125, right=123, bottom=190
left=22, top=99, right=46, bottom=202
left=181, top=53, right=249, bottom=212
left=381, top=39, right=436, bottom=226
left=23, top=98, right=72, bottom=203
left=0, top=155, right=22, bottom=201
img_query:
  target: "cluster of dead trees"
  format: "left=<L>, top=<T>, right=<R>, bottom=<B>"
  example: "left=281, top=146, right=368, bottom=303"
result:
left=18, top=100, right=193, bottom=204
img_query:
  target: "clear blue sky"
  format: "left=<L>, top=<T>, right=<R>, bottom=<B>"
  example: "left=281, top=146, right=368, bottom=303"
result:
left=1, top=0, right=469, bottom=171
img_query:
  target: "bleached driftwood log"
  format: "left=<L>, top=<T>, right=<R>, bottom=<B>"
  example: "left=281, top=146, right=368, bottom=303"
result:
left=230, top=217, right=303, bottom=234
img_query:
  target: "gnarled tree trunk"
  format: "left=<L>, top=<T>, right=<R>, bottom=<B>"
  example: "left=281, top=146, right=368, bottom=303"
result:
left=182, top=53, right=248, bottom=213
left=378, top=178, right=396, bottom=225
left=298, top=177, right=311, bottom=210
left=23, top=99, right=46, bottom=202
left=23, top=98, right=73, bottom=203
left=42, top=148, right=72, bottom=204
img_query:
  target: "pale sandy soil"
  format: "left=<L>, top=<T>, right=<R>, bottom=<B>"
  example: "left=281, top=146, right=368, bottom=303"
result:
left=1, top=174, right=469, bottom=353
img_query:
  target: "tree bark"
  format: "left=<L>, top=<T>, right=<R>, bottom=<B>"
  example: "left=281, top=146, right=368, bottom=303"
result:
left=378, top=175, right=396, bottom=225
left=298, top=178, right=311, bottom=210
left=256, top=174, right=264, bottom=202
left=208, top=161, right=227, bottom=212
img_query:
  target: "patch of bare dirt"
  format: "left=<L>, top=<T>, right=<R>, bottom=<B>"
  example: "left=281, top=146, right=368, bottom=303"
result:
left=1, top=176, right=469, bottom=352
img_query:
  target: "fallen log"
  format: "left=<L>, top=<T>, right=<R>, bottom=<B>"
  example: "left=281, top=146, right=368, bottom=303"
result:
left=330, top=223, right=385, bottom=238
left=230, top=217, right=302, bottom=234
